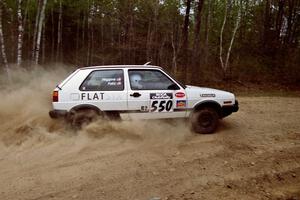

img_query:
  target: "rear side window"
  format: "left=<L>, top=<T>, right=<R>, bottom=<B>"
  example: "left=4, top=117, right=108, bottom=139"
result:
left=80, top=70, right=124, bottom=91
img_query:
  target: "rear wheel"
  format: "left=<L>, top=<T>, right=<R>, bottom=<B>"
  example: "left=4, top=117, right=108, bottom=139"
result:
left=67, top=109, right=100, bottom=129
left=190, top=107, right=219, bottom=134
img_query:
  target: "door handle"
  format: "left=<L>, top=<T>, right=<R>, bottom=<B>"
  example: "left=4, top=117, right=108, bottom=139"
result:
left=130, top=92, right=141, bottom=98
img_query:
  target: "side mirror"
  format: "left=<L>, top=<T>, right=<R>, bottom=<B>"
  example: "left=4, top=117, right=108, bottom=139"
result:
left=168, top=83, right=180, bottom=90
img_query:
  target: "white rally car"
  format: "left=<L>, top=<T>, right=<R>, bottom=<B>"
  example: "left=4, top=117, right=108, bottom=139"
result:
left=49, top=65, right=238, bottom=134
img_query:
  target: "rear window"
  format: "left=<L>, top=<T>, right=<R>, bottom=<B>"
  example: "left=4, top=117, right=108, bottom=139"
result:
left=79, top=69, right=124, bottom=91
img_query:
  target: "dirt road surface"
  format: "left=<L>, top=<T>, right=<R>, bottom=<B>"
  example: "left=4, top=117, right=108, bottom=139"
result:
left=0, top=69, right=299, bottom=200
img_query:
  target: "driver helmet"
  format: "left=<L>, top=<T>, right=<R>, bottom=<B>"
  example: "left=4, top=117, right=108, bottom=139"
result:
left=130, top=73, right=143, bottom=89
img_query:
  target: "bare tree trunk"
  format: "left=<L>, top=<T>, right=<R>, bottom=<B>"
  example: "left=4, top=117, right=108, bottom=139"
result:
left=91, top=19, right=94, bottom=65
left=32, top=0, right=41, bottom=61
left=289, top=0, right=299, bottom=44
left=51, top=6, right=55, bottom=62
left=17, top=0, right=24, bottom=67
left=87, top=18, right=90, bottom=66
left=158, top=35, right=166, bottom=66
left=285, top=0, right=295, bottom=44
left=219, top=0, right=228, bottom=73
left=146, top=20, right=152, bottom=61
left=23, top=0, right=29, bottom=29
left=263, top=0, right=271, bottom=48
left=193, top=0, right=204, bottom=57
left=100, top=12, right=104, bottom=64
left=86, top=8, right=90, bottom=65
left=204, top=0, right=211, bottom=65
left=82, top=12, right=85, bottom=46
left=191, top=0, right=205, bottom=83
left=22, top=0, right=29, bottom=60
left=275, top=0, right=285, bottom=43
left=145, top=0, right=159, bottom=63
left=118, top=22, right=122, bottom=64
left=56, top=0, right=62, bottom=62
left=87, top=0, right=94, bottom=66
left=42, top=18, right=46, bottom=63
left=0, top=6, right=11, bottom=82
left=224, top=2, right=242, bottom=72
left=101, top=12, right=104, bottom=52
left=171, top=30, right=178, bottom=75
left=9, top=7, right=14, bottom=60
left=128, top=9, right=135, bottom=64
left=180, top=0, right=191, bottom=82
left=110, top=17, right=114, bottom=46
left=152, top=1, right=159, bottom=64
left=81, top=11, right=86, bottom=64
left=220, top=0, right=242, bottom=76
left=182, top=0, right=191, bottom=51
left=75, top=16, right=80, bottom=64
left=35, top=0, right=47, bottom=65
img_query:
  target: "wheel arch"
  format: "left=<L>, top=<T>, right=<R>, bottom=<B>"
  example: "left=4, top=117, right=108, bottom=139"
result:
left=192, top=100, right=222, bottom=118
left=69, top=104, right=102, bottom=115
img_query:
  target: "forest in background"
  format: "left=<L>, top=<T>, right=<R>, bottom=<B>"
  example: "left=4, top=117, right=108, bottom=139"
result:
left=0, top=0, right=299, bottom=87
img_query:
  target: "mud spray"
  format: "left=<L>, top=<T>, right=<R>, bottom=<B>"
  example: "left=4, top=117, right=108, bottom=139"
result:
left=0, top=65, right=190, bottom=149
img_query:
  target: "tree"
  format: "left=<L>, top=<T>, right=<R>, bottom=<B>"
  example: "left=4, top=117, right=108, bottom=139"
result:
left=0, top=4, right=11, bottom=82
left=56, top=0, right=62, bottom=62
left=275, top=0, right=285, bottom=43
left=191, top=0, right=205, bottom=82
left=16, top=0, right=23, bottom=67
left=0, top=0, right=299, bottom=85
left=32, top=0, right=42, bottom=61
left=219, top=0, right=242, bottom=78
left=34, top=0, right=47, bottom=65
left=179, top=0, right=192, bottom=82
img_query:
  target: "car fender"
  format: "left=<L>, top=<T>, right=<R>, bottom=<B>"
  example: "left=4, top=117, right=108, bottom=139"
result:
left=191, top=100, right=222, bottom=117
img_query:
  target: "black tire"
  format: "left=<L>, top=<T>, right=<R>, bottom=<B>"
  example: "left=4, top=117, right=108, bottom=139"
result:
left=190, top=107, right=219, bottom=134
left=67, top=109, right=100, bottom=129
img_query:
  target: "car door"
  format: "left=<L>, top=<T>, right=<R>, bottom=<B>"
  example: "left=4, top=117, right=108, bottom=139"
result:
left=78, top=69, right=128, bottom=113
left=127, top=68, right=187, bottom=119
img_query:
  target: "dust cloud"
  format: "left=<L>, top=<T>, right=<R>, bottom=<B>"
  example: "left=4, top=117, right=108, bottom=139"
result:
left=0, top=65, right=190, bottom=148
left=1, top=69, right=300, bottom=199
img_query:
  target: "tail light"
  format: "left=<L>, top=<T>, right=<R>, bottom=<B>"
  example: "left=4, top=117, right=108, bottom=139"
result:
left=53, top=91, right=58, bottom=102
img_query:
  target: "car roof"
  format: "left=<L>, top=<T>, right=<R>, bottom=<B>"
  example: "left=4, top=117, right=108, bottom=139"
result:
left=79, top=65, right=162, bottom=70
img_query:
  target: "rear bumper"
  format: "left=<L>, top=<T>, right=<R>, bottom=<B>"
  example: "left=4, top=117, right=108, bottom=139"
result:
left=49, top=110, right=68, bottom=119
left=221, top=100, right=239, bottom=118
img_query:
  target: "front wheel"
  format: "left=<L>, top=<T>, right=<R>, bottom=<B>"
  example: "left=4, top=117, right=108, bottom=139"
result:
left=190, top=107, right=219, bottom=134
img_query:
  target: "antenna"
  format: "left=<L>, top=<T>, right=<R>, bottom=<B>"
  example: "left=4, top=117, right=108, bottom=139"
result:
left=143, top=61, right=151, bottom=66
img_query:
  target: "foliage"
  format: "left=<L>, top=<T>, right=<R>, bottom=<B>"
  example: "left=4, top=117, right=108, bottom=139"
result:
left=0, top=0, right=299, bottom=85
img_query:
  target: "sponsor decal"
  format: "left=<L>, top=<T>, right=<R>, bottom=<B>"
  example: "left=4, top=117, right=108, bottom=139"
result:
left=176, top=100, right=186, bottom=108
left=150, top=93, right=173, bottom=99
left=81, top=92, right=104, bottom=100
left=102, top=77, right=123, bottom=86
left=175, top=92, right=185, bottom=98
left=201, top=94, right=216, bottom=97
left=140, top=106, right=149, bottom=112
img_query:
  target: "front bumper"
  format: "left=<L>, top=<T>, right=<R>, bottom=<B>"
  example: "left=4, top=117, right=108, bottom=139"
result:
left=49, top=110, right=68, bottom=119
left=232, top=100, right=239, bottom=112
left=221, top=100, right=239, bottom=118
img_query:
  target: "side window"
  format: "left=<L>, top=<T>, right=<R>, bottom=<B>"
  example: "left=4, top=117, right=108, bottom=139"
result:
left=80, top=70, right=124, bottom=91
left=128, top=69, right=179, bottom=90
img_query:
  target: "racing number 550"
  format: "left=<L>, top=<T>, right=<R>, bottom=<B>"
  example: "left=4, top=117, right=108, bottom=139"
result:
left=151, top=100, right=173, bottom=112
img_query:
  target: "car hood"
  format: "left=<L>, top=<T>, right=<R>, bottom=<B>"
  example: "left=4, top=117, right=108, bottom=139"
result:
left=185, top=85, right=235, bottom=100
